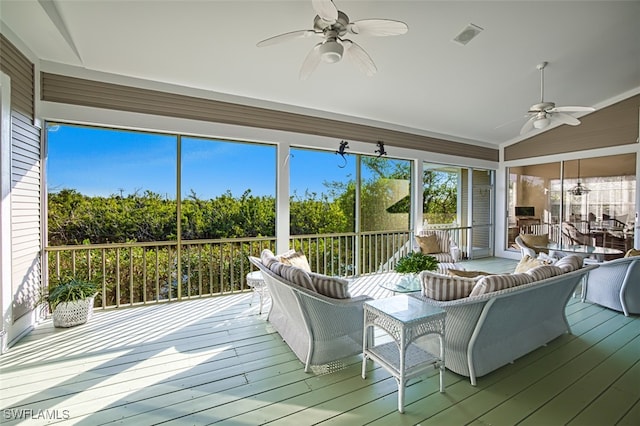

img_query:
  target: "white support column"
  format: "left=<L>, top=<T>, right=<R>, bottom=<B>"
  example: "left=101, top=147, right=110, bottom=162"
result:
left=467, top=168, right=474, bottom=259
left=1, top=72, right=13, bottom=354
left=635, top=144, right=640, bottom=249
left=412, top=159, right=423, bottom=232
left=276, top=142, right=291, bottom=253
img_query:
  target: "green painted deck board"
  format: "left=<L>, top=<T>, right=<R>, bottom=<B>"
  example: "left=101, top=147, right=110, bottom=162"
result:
left=2, top=257, right=639, bottom=425
left=567, top=342, right=640, bottom=425
left=617, top=400, right=640, bottom=426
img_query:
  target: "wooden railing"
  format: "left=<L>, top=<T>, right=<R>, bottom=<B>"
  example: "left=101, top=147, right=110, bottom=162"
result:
left=45, top=230, right=413, bottom=310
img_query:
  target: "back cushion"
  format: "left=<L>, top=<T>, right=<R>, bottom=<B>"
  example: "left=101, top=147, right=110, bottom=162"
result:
left=307, top=272, right=351, bottom=299
left=260, top=249, right=279, bottom=268
left=421, top=271, right=478, bottom=301
left=276, top=264, right=315, bottom=291
left=526, top=265, right=564, bottom=281
left=554, top=255, right=583, bottom=273
left=416, top=234, right=441, bottom=254
left=469, top=273, right=534, bottom=296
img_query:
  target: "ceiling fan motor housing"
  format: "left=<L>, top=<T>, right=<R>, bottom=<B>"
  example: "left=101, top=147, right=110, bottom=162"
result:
left=314, top=11, right=349, bottom=35
left=314, top=10, right=350, bottom=63
left=528, top=102, right=556, bottom=113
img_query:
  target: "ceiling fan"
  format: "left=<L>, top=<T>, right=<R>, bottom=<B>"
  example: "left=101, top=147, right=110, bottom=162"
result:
left=520, top=61, right=595, bottom=135
left=256, top=0, right=408, bottom=80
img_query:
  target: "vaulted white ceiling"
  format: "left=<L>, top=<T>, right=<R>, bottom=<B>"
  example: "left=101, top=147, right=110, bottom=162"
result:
left=1, top=0, right=639, bottom=148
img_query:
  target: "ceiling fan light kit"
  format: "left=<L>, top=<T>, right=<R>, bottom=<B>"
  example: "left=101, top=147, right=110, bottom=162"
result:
left=519, top=61, right=595, bottom=135
left=533, top=115, right=550, bottom=129
left=257, top=0, right=408, bottom=79
left=319, top=40, right=343, bottom=63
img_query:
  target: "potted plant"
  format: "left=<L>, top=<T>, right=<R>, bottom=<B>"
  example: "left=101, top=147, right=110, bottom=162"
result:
left=44, top=277, right=100, bottom=328
left=395, top=252, right=439, bottom=274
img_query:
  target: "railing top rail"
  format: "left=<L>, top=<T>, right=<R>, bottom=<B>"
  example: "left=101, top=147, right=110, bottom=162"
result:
left=290, top=230, right=410, bottom=239
left=45, top=236, right=276, bottom=252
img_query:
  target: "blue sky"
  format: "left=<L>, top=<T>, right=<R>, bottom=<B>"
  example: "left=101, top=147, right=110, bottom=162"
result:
left=46, top=124, right=359, bottom=199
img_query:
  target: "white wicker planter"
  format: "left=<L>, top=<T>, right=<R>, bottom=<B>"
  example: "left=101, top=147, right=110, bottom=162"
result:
left=52, top=296, right=96, bottom=328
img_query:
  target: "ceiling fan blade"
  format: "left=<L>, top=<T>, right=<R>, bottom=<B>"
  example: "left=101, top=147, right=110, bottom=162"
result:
left=495, top=114, right=529, bottom=130
left=347, top=19, right=409, bottom=36
left=299, top=44, right=322, bottom=80
left=257, top=30, right=320, bottom=47
left=520, top=116, right=537, bottom=135
left=551, top=106, right=595, bottom=113
left=342, top=39, right=377, bottom=77
left=551, top=112, right=581, bottom=126
left=312, top=0, right=338, bottom=22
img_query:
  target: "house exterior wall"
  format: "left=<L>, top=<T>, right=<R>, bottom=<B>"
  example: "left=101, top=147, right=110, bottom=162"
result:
left=0, top=34, right=42, bottom=347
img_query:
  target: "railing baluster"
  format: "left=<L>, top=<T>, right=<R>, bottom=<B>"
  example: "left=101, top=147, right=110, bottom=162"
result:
left=45, top=233, right=420, bottom=309
left=155, top=247, right=160, bottom=303
left=101, top=249, right=106, bottom=309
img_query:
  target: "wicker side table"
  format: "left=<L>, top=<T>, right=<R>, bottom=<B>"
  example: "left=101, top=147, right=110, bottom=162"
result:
left=246, top=270, right=268, bottom=314
left=362, top=295, right=446, bottom=413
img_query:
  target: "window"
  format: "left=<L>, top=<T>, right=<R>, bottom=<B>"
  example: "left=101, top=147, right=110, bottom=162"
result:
left=507, top=154, right=636, bottom=254
left=289, top=147, right=354, bottom=235
left=181, top=137, right=276, bottom=239
left=47, top=124, right=177, bottom=245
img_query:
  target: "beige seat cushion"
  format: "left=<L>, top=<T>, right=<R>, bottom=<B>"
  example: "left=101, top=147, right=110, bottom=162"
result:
left=416, top=234, right=441, bottom=254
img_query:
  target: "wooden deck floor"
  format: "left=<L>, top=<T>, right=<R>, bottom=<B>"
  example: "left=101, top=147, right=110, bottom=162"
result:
left=1, top=258, right=639, bottom=425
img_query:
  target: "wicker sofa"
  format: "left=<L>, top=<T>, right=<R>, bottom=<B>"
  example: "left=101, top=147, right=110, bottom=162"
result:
left=248, top=255, right=373, bottom=372
left=411, top=255, right=597, bottom=385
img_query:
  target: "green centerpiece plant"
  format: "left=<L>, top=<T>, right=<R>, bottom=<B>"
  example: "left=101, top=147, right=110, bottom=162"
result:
left=395, top=252, right=439, bottom=274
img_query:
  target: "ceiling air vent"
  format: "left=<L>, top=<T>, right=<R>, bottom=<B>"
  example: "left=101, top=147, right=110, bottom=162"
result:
left=453, top=23, right=484, bottom=46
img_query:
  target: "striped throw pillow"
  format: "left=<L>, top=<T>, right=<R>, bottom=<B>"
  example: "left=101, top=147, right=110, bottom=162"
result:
left=420, top=271, right=477, bottom=301
left=526, top=265, right=563, bottom=281
left=276, top=264, right=315, bottom=291
left=554, top=255, right=583, bottom=273
left=260, top=249, right=279, bottom=268
left=307, top=272, right=351, bottom=299
left=470, top=273, right=534, bottom=296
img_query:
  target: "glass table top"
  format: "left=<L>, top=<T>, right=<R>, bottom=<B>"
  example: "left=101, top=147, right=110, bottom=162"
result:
left=365, top=294, right=444, bottom=322
left=378, top=273, right=422, bottom=293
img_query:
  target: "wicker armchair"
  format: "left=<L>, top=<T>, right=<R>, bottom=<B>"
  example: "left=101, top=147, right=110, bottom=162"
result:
left=582, top=256, right=640, bottom=316
left=562, top=222, right=595, bottom=246
left=415, top=229, right=460, bottom=263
